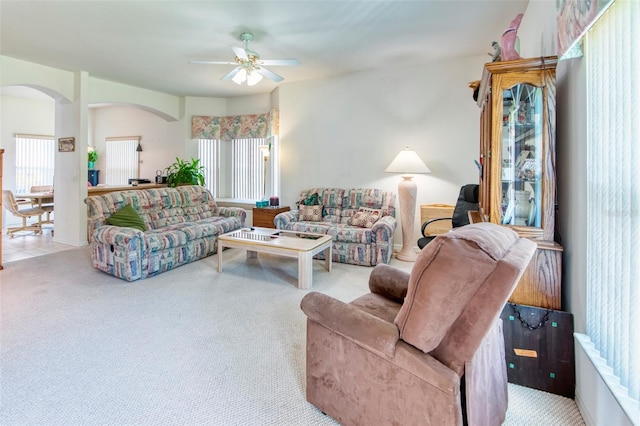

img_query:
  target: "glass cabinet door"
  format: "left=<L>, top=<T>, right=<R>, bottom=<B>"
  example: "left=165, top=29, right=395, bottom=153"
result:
left=500, top=83, right=543, bottom=229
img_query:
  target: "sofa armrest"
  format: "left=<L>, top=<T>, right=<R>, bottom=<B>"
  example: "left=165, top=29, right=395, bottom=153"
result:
left=301, top=292, right=399, bottom=358
left=92, top=225, right=145, bottom=246
left=371, top=215, right=397, bottom=242
left=368, top=264, right=410, bottom=303
left=274, top=210, right=299, bottom=229
left=213, top=207, right=247, bottom=225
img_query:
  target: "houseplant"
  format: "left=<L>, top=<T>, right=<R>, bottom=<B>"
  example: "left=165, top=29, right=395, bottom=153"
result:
left=165, top=157, right=205, bottom=187
left=88, top=148, right=98, bottom=169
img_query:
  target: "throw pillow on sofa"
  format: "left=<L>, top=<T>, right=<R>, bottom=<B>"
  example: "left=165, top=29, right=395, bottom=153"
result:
left=349, top=207, right=383, bottom=228
left=106, top=204, right=146, bottom=232
left=298, top=192, right=321, bottom=207
left=299, top=205, right=323, bottom=221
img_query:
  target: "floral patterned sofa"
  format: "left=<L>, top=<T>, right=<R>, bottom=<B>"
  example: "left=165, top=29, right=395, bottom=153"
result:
left=274, top=188, right=397, bottom=266
left=86, top=186, right=246, bottom=281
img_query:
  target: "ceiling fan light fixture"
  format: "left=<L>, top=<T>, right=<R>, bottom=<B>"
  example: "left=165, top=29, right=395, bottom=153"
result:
left=192, top=31, right=299, bottom=86
left=232, top=68, right=247, bottom=85
left=246, top=71, right=263, bottom=86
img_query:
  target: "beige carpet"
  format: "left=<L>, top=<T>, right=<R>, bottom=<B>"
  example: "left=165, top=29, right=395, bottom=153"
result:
left=0, top=247, right=584, bottom=425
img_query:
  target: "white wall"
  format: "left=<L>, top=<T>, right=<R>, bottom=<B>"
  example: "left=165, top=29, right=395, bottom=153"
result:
left=1, top=93, right=55, bottom=226
left=226, top=93, right=273, bottom=115
left=278, top=56, right=484, bottom=246
left=91, top=106, right=184, bottom=183
left=1, top=94, right=56, bottom=191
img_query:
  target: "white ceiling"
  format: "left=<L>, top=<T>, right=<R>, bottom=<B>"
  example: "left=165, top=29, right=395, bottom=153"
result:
left=1, top=1, right=529, bottom=99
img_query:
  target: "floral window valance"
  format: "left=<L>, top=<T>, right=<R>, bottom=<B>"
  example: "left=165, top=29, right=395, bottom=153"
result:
left=191, top=109, right=279, bottom=140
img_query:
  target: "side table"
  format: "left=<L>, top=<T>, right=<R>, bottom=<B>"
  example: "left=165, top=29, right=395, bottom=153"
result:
left=252, top=206, right=290, bottom=229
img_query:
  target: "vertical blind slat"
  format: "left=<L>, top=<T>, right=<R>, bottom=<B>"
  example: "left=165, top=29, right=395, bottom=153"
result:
left=14, top=135, right=55, bottom=193
left=586, top=0, right=639, bottom=408
left=198, top=137, right=278, bottom=201
left=105, top=139, right=137, bottom=185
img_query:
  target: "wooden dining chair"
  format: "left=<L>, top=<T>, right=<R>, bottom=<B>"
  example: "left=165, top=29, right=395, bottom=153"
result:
left=30, top=185, right=54, bottom=224
left=2, top=190, right=44, bottom=238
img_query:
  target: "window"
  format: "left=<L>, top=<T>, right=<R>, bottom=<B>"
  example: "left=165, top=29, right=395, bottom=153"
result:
left=14, top=134, right=55, bottom=193
left=198, top=136, right=278, bottom=201
left=584, top=0, right=639, bottom=419
left=105, top=136, right=140, bottom=185
left=191, top=110, right=279, bottom=202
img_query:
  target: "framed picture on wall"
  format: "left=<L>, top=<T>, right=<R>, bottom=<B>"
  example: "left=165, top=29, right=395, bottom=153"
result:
left=58, top=137, right=75, bottom=152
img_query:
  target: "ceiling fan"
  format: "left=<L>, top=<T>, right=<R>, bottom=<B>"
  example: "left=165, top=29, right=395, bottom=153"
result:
left=190, top=32, right=300, bottom=86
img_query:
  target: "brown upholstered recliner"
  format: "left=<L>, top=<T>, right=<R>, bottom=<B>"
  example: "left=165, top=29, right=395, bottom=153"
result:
left=300, top=222, right=536, bottom=426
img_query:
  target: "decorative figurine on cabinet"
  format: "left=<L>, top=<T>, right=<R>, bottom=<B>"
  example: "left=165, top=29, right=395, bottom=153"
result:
left=489, top=41, right=502, bottom=62
left=501, top=13, right=523, bottom=61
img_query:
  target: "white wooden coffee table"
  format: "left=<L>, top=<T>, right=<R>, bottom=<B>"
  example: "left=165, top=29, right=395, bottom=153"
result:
left=217, top=228, right=332, bottom=289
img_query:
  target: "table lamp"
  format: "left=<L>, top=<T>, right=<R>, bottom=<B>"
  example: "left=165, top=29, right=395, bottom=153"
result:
left=385, top=147, right=431, bottom=261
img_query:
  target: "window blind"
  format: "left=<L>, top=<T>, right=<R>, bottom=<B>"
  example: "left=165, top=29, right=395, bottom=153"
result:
left=198, top=137, right=279, bottom=202
left=105, top=137, right=139, bottom=185
left=198, top=139, right=219, bottom=197
left=232, top=138, right=264, bottom=200
left=14, top=134, right=55, bottom=193
left=586, top=0, right=639, bottom=418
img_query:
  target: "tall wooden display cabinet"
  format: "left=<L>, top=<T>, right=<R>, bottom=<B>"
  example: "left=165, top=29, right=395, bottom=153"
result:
left=474, top=56, right=562, bottom=309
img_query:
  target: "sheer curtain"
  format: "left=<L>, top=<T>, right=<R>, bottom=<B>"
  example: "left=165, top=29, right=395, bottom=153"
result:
left=585, top=0, right=639, bottom=418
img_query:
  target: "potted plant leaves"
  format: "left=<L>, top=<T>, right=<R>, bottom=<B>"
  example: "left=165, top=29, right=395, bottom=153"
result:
left=88, top=148, right=98, bottom=170
left=165, top=157, right=205, bottom=187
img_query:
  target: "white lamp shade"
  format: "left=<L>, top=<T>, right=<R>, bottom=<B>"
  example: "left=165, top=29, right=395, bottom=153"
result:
left=246, top=71, right=263, bottom=86
left=232, top=69, right=247, bottom=85
left=385, top=147, right=431, bottom=174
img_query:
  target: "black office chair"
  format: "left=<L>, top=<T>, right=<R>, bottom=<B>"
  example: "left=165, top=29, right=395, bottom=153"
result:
left=417, top=184, right=479, bottom=249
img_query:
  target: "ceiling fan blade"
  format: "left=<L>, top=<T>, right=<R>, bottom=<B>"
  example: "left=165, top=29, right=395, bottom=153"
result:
left=258, top=58, right=300, bottom=66
left=231, top=46, right=248, bottom=61
left=256, top=67, right=284, bottom=83
left=220, top=67, right=242, bottom=81
left=189, top=60, right=237, bottom=65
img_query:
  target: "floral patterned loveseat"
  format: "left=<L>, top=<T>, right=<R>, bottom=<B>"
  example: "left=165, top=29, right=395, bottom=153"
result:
left=86, top=186, right=246, bottom=281
left=274, top=188, right=397, bottom=266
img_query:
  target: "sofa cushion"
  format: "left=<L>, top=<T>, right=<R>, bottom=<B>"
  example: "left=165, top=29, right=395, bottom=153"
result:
left=298, top=192, right=321, bottom=206
left=341, top=188, right=396, bottom=224
left=288, top=221, right=333, bottom=235
left=349, top=207, right=383, bottom=228
left=106, top=204, right=147, bottom=232
left=331, top=224, right=374, bottom=244
left=318, top=188, right=345, bottom=222
left=299, top=205, right=323, bottom=221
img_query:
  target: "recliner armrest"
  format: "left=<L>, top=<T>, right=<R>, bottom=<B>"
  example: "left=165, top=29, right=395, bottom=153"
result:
left=368, top=264, right=409, bottom=303
left=301, top=292, right=399, bottom=359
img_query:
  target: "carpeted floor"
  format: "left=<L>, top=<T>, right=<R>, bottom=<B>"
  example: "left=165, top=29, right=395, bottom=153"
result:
left=0, top=247, right=584, bottom=425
